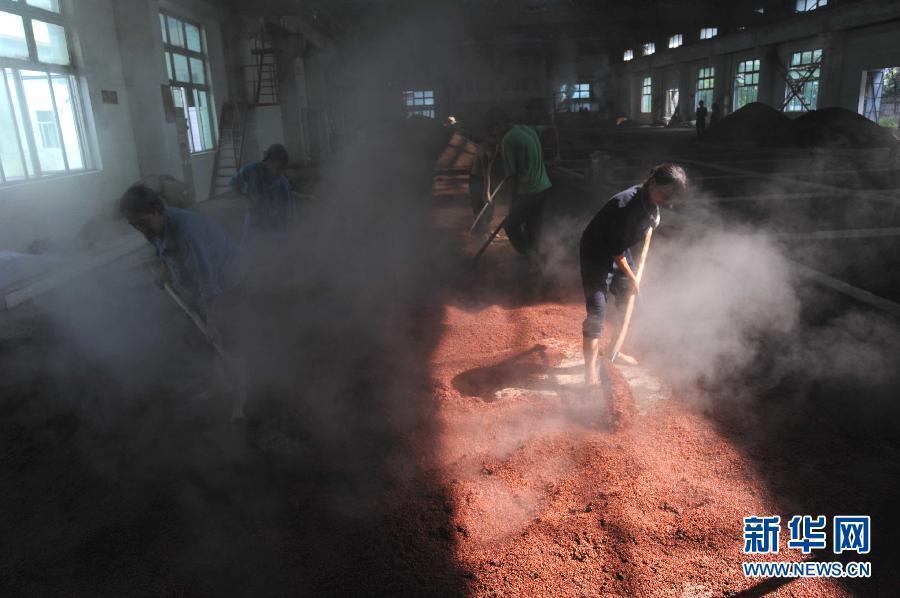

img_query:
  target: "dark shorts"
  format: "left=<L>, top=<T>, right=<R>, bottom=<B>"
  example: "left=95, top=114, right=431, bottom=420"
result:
left=580, top=250, right=634, bottom=339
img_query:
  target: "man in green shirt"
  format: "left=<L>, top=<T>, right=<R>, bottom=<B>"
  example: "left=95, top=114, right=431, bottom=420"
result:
left=484, top=107, right=559, bottom=256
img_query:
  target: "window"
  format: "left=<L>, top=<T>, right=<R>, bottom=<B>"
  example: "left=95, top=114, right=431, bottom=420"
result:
left=861, top=67, right=900, bottom=127
left=571, top=83, right=590, bottom=100
left=403, top=89, right=434, bottom=118
left=0, top=1, right=91, bottom=185
left=641, top=77, right=652, bottom=113
left=623, top=49, right=633, bottom=62
left=665, top=88, right=680, bottom=119
left=784, top=49, right=822, bottom=111
left=555, top=83, right=592, bottom=112
left=668, top=34, right=683, bottom=49
left=700, top=27, right=718, bottom=40
left=696, top=66, right=715, bottom=108
left=571, top=82, right=591, bottom=111
left=641, top=42, right=655, bottom=56
left=796, top=0, right=827, bottom=12
left=160, top=13, right=215, bottom=152
left=734, top=59, right=761, bottom=109
left=36, top=109, right=59, bottom=147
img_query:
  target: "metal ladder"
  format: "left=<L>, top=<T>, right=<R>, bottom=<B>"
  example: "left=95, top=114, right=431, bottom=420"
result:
left=208, top=101, right=247, bottom=198
left=253, top=48, right=278, bottom=106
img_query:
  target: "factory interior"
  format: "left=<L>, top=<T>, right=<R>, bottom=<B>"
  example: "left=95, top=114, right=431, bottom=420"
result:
left=1, top=0, right=899, bottom=595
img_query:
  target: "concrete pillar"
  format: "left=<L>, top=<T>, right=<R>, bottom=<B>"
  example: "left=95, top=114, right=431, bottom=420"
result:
left=713, top=54, right=729, bottom=115
left=819, top=31, right=847, bottom=108
left=758, top=44, right=783, bottom=110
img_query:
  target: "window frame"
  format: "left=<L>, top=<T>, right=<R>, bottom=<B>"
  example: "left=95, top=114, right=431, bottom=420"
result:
left=641, top=42, right=655, bottom=57
left=668, top=34, right=683, bottom=49
left=696, top=66, right=715, bottom=109
left=795, top=0, right=827, bottom=12
left=734, top=59, right=761, bottom=110
left=0, top=0, right=71, bottom=71
left=640, top=76, right=652, bottom=113
left=0, top=0, right=94, bottom=185
left=403, top=89, right=435, bottom=118
left=571, top=83, right=591, bottom=100
left=623, top=49, right=634, bottom=62
left=784, top=49, right=823, bottom=112
left=700, top=27, right=718, bottom=40
left=570, top=82, right=592, bottom=111
left=159, top=11, right=217, bottom=153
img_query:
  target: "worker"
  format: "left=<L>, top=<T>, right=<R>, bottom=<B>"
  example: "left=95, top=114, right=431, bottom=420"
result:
left=580, top=163, right=688, bottom=386
left=483, top=107, right=560, bottom=256
left=120, top=184, right=247, bottom=418
left=695, top=100, right=708, bottom=137
left=230, top=143, right=296, bottom=234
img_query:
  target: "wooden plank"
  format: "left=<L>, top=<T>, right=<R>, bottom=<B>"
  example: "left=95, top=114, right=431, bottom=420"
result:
left=3, top=235, right=148, bottom=310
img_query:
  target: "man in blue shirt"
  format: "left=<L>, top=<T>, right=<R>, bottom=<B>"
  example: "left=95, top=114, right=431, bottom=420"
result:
left=120, top=184, right=247, bottom=418
left=120, top=184, right=239, bottom=320
left=230, top=143, right=296, bottom=233
left=580, top=163, right=688, bottom=385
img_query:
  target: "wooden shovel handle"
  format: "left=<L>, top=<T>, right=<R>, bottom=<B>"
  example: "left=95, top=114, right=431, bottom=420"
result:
left=609, top=227, right=653, bottom=362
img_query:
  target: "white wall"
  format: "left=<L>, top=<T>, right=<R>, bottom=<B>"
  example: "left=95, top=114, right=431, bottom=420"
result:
left=0, top=0, right=140, bottom=252
left=0, top=0, right=237, bottom=252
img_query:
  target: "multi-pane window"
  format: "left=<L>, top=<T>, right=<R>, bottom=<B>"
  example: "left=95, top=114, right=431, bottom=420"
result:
left=862, top=67, right=900, bottom=126
left=0, top=0, right=91, bottom=185
left=555, top=83, right=591, bottom=112
left=403, top=90, right=434, bottom=118
left=796, top=0, right=827, bottom=11
left=36, top=109, right=59, bottom=146
left=641, top=42, right=655, bottom=56
left=784, top=49, right=822, bottom=111
left=571, top=82, right=591, bottom=111
left=700, top=27, right=718, bottom=40
left=668, top=34, right=683, bottom=49
left=734, top=59, right=760, bottom=110
left=641, top=77, right=652, bottom=113
left=160, top=13, right=215, bottom=153
left=696, top=66, right=715, bottom=108
left=623, top=49, right=633, bottom=62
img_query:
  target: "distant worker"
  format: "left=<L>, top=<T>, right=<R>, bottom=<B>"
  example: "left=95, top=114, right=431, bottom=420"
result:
left=120, top=184, right=247, bottom=419
left=483, top=107, right=560, bottom=256
left=710, top=102, right=723, bottom=127
left=579, top=163, right=688, bottom=386
left=230, top=143, right=296, bottom=234
left=695, top=100, right=708, bottom=137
